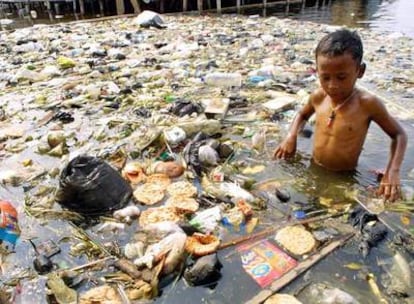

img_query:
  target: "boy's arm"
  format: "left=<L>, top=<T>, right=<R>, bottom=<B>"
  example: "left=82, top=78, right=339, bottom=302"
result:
left=273, top=94, right=316, bottom=159
left=368, top=97, right=407, bottom=202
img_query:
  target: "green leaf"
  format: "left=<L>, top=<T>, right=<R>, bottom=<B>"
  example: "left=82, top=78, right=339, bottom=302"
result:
left=343, top=262, right=363, bottom=270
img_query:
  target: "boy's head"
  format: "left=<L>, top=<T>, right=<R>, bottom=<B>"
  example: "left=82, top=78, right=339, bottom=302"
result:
left=315, top=29, right=363, bottom=65
left=315, top=29, right=366, bottom=102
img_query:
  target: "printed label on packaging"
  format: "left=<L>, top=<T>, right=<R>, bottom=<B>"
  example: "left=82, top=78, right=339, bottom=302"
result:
left=238, top=239, right=297, bottom=288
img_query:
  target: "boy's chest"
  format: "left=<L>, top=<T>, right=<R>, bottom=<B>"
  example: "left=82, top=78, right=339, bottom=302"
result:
left=314, top=104, right=369, bottom=135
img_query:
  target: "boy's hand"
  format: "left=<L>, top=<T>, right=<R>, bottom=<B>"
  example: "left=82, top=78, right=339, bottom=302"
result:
left=377, top=170, right=401, bottom=202
left=273, top=134, right=297, bottom=159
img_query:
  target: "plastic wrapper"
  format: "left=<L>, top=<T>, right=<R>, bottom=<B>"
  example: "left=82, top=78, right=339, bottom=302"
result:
left=0, top=200, right=20, bottom=252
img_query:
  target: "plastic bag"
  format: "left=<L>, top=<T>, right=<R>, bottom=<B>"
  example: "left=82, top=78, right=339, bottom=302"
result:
left=55, top=155, right=132, bottom=215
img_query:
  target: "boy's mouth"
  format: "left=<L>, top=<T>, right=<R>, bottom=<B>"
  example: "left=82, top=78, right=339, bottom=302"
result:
left=329, top=92, right=347, bottom=100
left=328, top=93, right=342, bottom=101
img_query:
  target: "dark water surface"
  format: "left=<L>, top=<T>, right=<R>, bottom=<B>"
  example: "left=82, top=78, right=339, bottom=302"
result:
left=288, top=0, right=414, bottom=38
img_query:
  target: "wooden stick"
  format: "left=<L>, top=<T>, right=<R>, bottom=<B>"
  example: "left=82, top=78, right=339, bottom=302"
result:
left=201, top=0, right=303, bottom=13
left=117, top=283, right=131, bottom=304
left=246, top=233, right=355, bottom=304
left=366, top=273, right=389, bottom=304
left=219, top=212, right=345, bottom=250
left=62, top=256, right=116, bottom=272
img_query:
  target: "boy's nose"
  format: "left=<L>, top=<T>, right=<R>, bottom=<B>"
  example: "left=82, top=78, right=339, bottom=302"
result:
left=328, top=80, right=339, bottom=90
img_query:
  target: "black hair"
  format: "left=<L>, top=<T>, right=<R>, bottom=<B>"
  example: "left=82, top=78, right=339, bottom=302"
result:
left=315, top=29, right=363, bottom=64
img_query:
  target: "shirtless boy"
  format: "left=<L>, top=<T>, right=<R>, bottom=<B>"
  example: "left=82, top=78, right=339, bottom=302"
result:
left=273, top=29, right=407, bottom=202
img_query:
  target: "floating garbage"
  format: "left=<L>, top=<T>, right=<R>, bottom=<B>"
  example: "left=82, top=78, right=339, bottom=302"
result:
left=113, top=205, right=141, bottom=223
left=13, top=277, right=49, bottom=304
left=185, top=233, right=220, bottom=257
left=29, top=240, right=54, bottom=274
left=349, top=206, right=387, bottom=258
left=55, top=155, right=132, bottom=215
left=122, top=161, right=146, bottom=184
left=264, top=293, right=303, bottom=304
left=79, top=285, right=122, bottom=304
left=164, top=126, right=187, bottom=146
left=302, top=283, right=360, bottom=304
left=151, top=161, right=185, bottom=178
left=0, top=200, right=20, bottom=253
left=380, top=251, right=412, bottom=297
left=275, top=188, right=291, bottom=202
left=133, top=229, right=187, bottom=274
left=184, top=253, right=222, bottom=286
left=134, top=10, right=166, bottom=29
left=275, top=226, right=316, bottom=256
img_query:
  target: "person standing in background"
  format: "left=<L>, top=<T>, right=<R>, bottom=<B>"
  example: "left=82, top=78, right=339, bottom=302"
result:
left=116, top=0, right=141, bottom=15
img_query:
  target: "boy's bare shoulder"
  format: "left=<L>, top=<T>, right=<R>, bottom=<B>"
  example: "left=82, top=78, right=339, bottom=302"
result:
left=309, top=88, right=327, bottom=105
left=358, top=88, right=385, bottom=109
left=357, top=88, right=392, bottom=120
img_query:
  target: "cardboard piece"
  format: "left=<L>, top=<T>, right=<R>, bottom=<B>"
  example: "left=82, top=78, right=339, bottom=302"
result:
left=262, top=93, right=297, bottom=113
left=238, top=239, right=297, bottom=288
left=204, top=98, right=230, bottom=119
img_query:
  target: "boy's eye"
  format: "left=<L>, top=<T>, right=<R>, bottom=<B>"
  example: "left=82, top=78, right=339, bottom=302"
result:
left=337, top=75, right=346, bottom=81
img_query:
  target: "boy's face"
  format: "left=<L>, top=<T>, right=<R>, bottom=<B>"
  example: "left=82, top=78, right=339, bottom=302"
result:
left=316, top=52, right=365, bottom=102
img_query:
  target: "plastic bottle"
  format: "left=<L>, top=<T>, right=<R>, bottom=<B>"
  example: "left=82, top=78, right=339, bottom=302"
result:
left=203, top=72, right=242, bottom=88
left=14, top=277, right=48, bottom=304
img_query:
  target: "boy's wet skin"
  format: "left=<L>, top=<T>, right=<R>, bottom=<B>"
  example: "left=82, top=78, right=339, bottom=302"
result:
left=274, top=29, right=407, bottom=202
left=313, top=52, right=367, bottom=171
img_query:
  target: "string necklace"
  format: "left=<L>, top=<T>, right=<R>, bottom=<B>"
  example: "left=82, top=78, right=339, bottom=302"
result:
left=326, top=90, right=356, bottom=127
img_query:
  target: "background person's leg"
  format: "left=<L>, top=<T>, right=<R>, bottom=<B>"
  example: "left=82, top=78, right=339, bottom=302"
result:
left=116, top=0, right=125, bottom=14
left=130, top=0, right=140, bottom=14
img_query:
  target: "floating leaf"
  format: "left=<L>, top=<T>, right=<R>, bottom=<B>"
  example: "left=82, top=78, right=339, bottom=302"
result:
left=242, top=165, right=265, bottom=175
left=400, top=215, right=411, bottom=226
left=319, top=197, right=334, bottom=207
left=57, top=56, right=76, bottom=69
left=22, top=159, right=33, bottom=167
left=343, top=262, right=363, bottom=270
left=47, top=273, right=77, bottom=304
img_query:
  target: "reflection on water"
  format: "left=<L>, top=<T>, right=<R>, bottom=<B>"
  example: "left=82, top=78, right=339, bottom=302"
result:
left=287, top=119, right=414, bottom=195
left=288, top=0, right=414, bottom=38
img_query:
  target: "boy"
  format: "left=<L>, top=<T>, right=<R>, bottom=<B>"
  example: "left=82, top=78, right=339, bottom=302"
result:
left=273, top=29, right=407, bottom=202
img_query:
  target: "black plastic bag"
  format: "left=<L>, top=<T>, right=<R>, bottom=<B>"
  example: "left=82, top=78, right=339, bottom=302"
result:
left=55, top=155, right=132, bottom=215
left=184, top=254, right=222, bottom=287
left=349, top=206, right=387, bottom=258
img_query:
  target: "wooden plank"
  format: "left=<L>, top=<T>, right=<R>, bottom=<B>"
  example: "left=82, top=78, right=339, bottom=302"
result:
left=285, top=0, right=290, bottom=15
left=45, top=0, right=53, bottom=22
left=203, top=0, right=303, bottom=13
left=216, top=0, right=221, bottom=14
left=98, top=0, right=104, bottom=16
left=246, top=233, right=355, bottom=304
left=197, top=0, right=202, bottom=14
left=72, top=0, right=78, bottom=20
left=79, top=0, right=84, bottom=15
left=160, top=0, right=165, bottom=13
left=219, top=212, right=346, bottom=250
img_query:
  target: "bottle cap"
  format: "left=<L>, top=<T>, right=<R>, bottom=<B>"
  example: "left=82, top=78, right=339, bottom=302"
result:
left=293, top=210, right=306, bottom=220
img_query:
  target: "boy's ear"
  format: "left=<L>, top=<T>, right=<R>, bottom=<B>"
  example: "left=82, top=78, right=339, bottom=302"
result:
left=358, top=62, right=366, bottom=78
